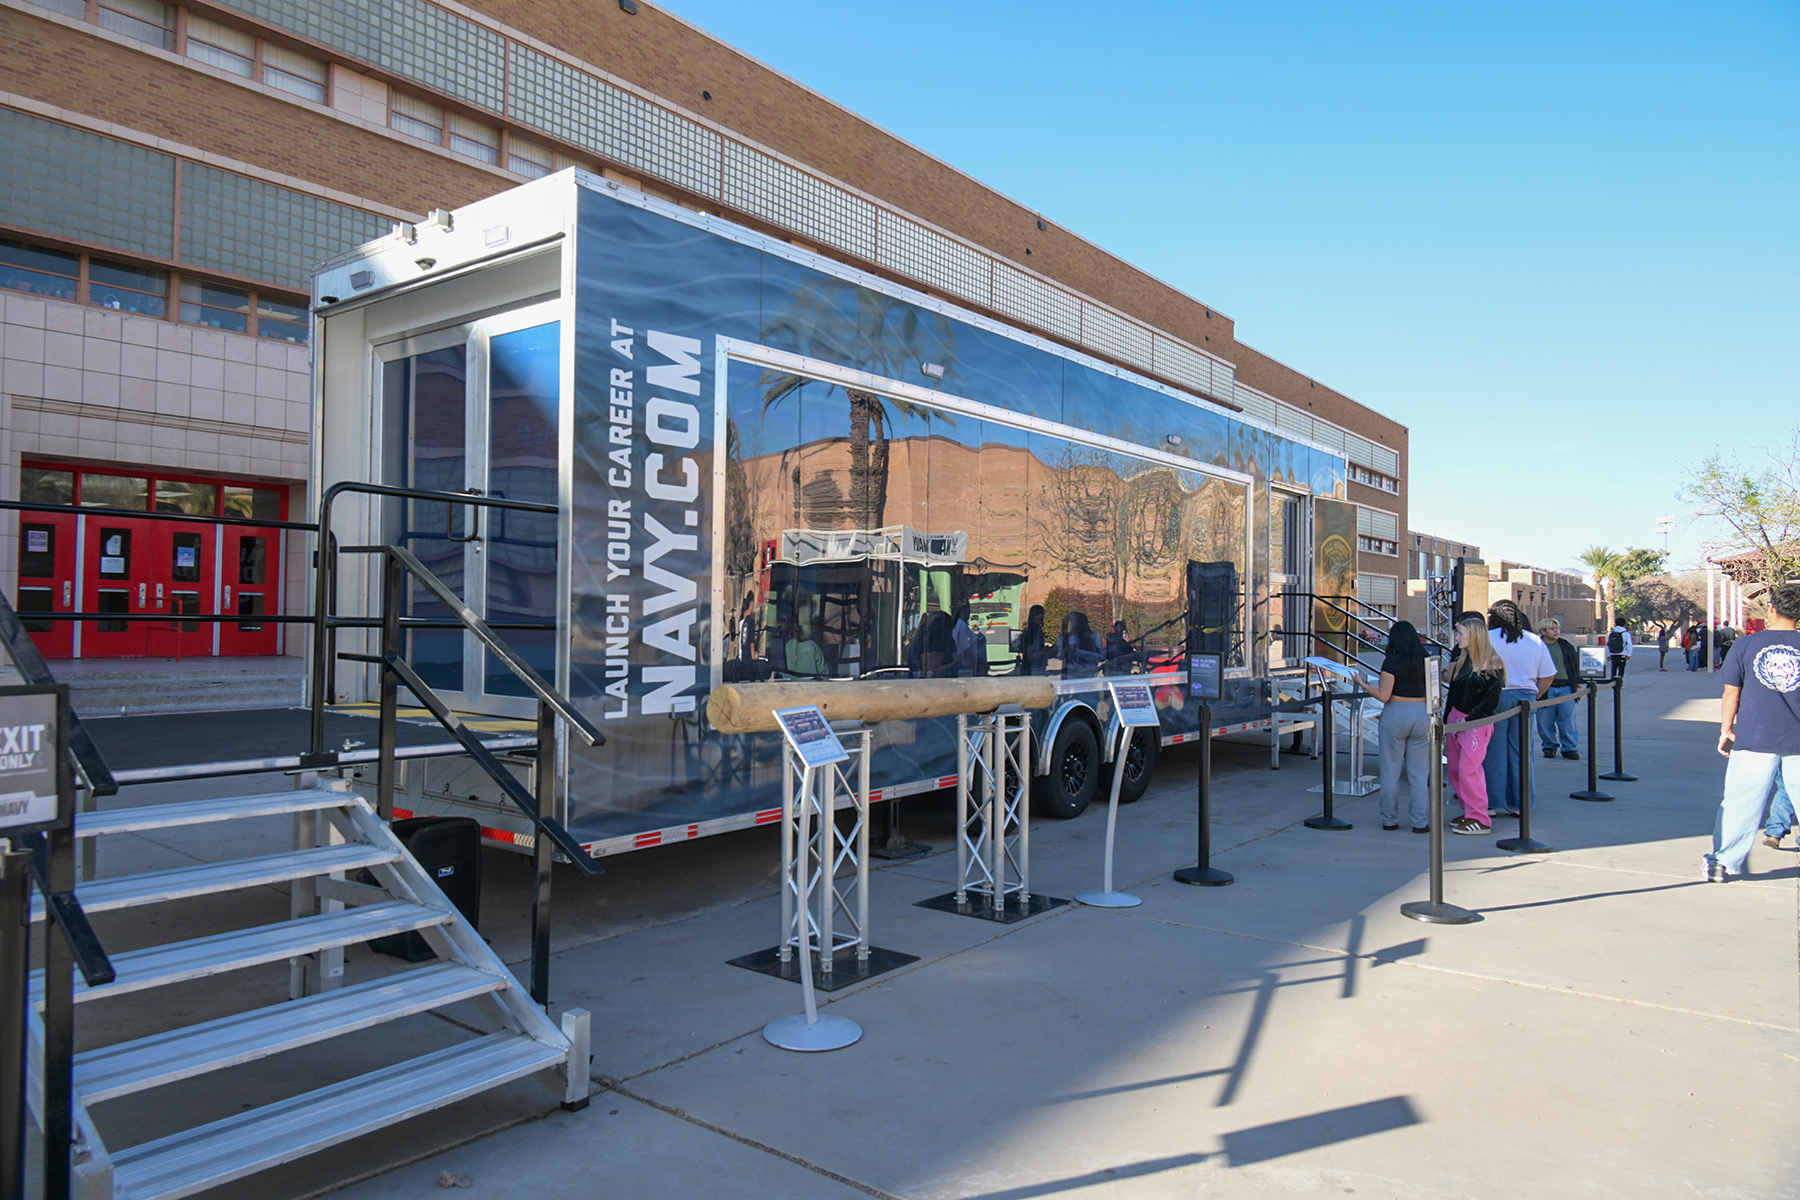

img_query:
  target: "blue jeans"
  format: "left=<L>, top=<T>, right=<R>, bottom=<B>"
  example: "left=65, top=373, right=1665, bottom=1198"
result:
left=1709, top=751, right=1800, bottom=873
left=1766, top=771, right=1795, bottom=838
left=1484, top=688, right=1538, bottom=812
left=1535, top=685, right=1579, bottom=754
left=1687, top=646, right=1700, bottom=671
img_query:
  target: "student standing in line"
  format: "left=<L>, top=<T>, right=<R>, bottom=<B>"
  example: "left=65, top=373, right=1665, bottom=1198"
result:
left=1372, top=620, right=1431, bottom=833
left=1445, top=617, right=1505, bottom=834
left=1484, top=601, right=1557, bottom=816
left=1703, top=584, right=1800, bottom=881
left=1537, top=619, right=1582, bottom=760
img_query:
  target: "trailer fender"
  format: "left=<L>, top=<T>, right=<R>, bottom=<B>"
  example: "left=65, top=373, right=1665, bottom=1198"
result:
left=1036, top=700, right=1099, bottom=776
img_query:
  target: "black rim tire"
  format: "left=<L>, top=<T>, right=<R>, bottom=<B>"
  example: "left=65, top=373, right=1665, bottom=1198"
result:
left=1033, top=717, right=1100, bottom=819
left=1113, top=727, right=1159, bottom=804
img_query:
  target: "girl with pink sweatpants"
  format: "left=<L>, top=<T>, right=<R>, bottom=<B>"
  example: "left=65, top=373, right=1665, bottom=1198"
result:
left=1444, top=618, right=1506, bottom=834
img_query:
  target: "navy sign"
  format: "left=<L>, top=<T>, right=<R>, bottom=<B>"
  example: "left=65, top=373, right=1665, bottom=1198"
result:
left=1189, top=653, right=1223, bottom=701
left=0, top=685, right=66, bottom=837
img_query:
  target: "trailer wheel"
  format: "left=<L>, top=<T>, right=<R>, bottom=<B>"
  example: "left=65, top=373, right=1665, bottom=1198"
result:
left=1034, top=717, right=1100, bottom=819
left=1112, top=728, right=1159, bottom=804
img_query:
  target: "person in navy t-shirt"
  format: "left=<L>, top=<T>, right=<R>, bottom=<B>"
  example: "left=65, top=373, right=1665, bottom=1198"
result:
left=1703, top=583, right=1800, bottom=881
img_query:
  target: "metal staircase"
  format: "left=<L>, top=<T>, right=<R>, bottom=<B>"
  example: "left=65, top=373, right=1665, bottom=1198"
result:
left=25, top=778, right=590, bottom=1200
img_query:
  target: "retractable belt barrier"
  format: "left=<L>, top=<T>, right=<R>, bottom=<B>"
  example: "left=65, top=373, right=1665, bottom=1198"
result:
left=1173, top=700, right=1233, bottom=887
left=1596, top=678, right=1638, bottom=783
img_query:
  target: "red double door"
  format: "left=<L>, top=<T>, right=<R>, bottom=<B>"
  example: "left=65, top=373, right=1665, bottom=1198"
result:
left=18, top=515, right=282, bottom=659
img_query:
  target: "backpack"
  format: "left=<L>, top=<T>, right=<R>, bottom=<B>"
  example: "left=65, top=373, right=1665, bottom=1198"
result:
left=1607, top=629, right=1624, bottom=654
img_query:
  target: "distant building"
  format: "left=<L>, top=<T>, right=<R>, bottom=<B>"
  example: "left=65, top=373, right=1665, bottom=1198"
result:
left=1401, top=531, right=1599, bottom=637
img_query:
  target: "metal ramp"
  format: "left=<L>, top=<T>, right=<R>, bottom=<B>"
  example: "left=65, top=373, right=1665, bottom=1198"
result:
left=26, top=780, right=590, bottom=1200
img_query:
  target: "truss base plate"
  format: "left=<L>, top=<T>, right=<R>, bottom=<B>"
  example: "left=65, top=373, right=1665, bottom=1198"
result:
left=914, top=890, right=1067, bottom=923
left=728, top=945, right=920, bottom=992
left=762, top=1013, right=862, bottom=1052
left=870, top=839, right=934, bottom=861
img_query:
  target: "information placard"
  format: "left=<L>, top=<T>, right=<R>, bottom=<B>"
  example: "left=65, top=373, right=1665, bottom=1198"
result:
left=0, top=686, right=65, bottom=837
left=772, top=705, right=850, bottom=769
left=1426, top=656, right=1442, bottom=716
left=1108, top=681, right=1161, bottom=728
left=1189, top=653, right=1223, bottom=701
left=1578, top=646, right=1607, bottom=679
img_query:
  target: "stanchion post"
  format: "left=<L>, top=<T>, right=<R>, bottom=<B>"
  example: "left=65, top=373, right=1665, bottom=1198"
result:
left=1, top=848, right=28, bottom=1200
left=1600, top=679, right=1638, bottom=782
left=1175, top=702, right=1232, bottom=886
left=1402, top=713, right=1475, bottom=924
left=1570, top=683, right=1613, bottom=801
left=1497, top=697, right=1553, bottom=854
left=1305, top=691, right=1352, bottom=830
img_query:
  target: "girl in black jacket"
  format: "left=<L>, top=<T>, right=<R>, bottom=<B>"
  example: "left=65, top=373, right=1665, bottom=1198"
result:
left=1445, top=617, right=1505, bottom=833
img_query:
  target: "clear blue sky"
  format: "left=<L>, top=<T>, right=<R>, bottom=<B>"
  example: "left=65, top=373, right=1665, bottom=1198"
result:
left=659, top=0, right=1799, bottom=574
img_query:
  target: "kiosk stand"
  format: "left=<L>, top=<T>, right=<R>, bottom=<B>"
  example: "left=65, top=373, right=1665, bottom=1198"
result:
left=919, top=706, right=1065, bottom=922
left=1075, top=682, right=1160, bottom=909
left=755, top=707, right=869, bottom=1052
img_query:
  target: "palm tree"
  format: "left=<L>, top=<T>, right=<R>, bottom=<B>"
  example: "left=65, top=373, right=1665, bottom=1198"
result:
left=1579, top=545, right=1624, bottom=630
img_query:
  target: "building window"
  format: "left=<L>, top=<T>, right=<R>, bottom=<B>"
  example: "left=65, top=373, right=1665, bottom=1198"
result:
left=79, top=472, right=150, bottom=511
left=223, top=485, right=282, bottom=520
left=180, top=279, right=250, bottom=333
left=184, top=14, right=253, bottom=76
left=262, top=43, right=328, bottom=102
left=97, top=0, right=171, bottom=48
left=154, top=479, right=217, bottom=514
left=509, top=136, right=554, bottom=179
left=390, top=92, right=444, bottom=144
left=20, top=467, right=74, bottom=506
left=87, top=258, right=167, bottom=317
left=0, top=239, right=79, bottom=302
left=1358, top=535, right=1398, bottom=556
left=1348, top=464, right=1400, bottom=494
left=449, top=114, right=499, bottom=164
left=255, top=293, right=308, bottom=343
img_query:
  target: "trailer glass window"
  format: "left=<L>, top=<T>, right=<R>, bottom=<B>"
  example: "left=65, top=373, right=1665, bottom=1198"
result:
left=721, top=359, right=1245, bottom=685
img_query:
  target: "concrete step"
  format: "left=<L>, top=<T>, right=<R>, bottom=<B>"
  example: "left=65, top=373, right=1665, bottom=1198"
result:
left=51, top=659, right=306, bottom=716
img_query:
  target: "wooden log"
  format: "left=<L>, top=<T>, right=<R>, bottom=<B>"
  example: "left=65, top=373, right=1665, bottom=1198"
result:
left=706, top=677, right=1058, bottom=734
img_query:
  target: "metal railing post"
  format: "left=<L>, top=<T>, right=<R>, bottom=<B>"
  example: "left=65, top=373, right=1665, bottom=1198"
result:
left=1305, top=691, right=1351, bottom=830
left=1600, top=680, right=1638, bottom=782
left=1175, top=701, right=1232, bottom=886
left=376, top=553, right=402, bottom=822
left=1497, top=698, right=1552, bottom=854
left=39, top=827, right=75, bottom=1200
left=1571, top=683, right=1613, bottom=800
left=532, top=699, right=556, bottom=1007
left=1402, top=714, right=1475, bottom=924
left=0, top=848, right=28, bottom=1200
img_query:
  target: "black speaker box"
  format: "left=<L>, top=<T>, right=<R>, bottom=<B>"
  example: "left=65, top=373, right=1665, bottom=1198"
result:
left=368, top=816, right=482, bottom=962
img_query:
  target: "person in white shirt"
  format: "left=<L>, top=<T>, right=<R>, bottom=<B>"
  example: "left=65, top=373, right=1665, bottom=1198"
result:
left=1606, top=622, right=1633, bottom=679
left=1484, top=601, right=1557, bottom=815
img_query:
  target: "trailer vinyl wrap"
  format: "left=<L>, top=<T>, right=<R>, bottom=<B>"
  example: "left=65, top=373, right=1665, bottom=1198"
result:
left=562, top=179, right=1345, bottom=843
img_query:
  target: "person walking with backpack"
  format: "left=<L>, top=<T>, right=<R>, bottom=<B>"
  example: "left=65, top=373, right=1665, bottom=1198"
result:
left=1607, top=621, right=1633, bottom=679
left=1703, top=583, right=1800, bottom=881
left=1484, top=601, right=1557, bottom=816
left=1537, top=618, right=1582, bottom=760
left=1446, top=616, right=1505, bottom=834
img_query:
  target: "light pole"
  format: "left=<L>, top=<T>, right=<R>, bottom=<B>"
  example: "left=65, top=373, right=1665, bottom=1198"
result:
left=1656, top=515, right=1675, bottom=558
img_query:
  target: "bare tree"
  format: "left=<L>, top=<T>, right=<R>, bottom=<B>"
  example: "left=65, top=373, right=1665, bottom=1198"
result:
left=1681, top=430, right=1800, bottom=589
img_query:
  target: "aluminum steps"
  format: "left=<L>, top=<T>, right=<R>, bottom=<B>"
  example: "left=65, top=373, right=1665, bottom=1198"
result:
left=25, top=782, right=589, bottom=1200
left=30, top=899, right=451, bottom=1006
left=29, top=843, right=401, bottom=922
left=108, top=1033, right=566, bottom=1200
left=71, top=789, right=351, bottom=838
left=74, top=963, right=507, bottom=1104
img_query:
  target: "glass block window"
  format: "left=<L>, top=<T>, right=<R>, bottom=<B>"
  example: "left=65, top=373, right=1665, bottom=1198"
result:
left=262, top=43, right=328, bottom=102
left=449, top=114, right=498, bottom=165
left=391, top=92, right=443, bottom=144
left=180, top=279, right=250, bottom=333
left=180, top=162, right=390, bottom=291
left=255, top=293, right=308, bottom=343
left=509, top=43, right=721, bottom=198
left=88, top=258, right=167, bottom=317
left=508, top=135, right=553, bottom=179
left=98, top=0, right=171, bottom=48
left=0, top=238, right=79, bottom=303
left=876, top=211, right=989, bottom=307
left=185, top=15, right=254, bottom=76
left=0, top=108, right=176, bottom=259
left=722, top=142, right=876, bottom=262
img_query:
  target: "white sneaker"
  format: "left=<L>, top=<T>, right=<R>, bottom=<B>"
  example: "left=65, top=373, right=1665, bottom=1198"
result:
left=1703, top=857, right=1729, bottom=883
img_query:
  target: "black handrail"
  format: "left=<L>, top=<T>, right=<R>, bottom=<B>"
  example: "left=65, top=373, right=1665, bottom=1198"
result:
left=0, top=592, right=116, bottom=796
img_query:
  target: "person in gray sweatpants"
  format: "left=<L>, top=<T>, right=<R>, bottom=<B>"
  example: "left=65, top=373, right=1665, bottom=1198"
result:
left=1373, top=620, right=1433, bottom=832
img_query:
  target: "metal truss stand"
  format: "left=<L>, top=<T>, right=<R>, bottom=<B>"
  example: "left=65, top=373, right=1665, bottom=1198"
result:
left=733, top=727, right=915, bottom=1048
left=918, top=707, right=1065, bottom=923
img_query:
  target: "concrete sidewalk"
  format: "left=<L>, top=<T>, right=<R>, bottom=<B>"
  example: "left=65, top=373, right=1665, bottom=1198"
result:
left=83, top=657, right=1800, bottom=1198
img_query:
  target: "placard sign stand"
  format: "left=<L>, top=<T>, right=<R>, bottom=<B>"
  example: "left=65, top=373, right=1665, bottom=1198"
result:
left=754, top=706, right=866, bottom=1052
left=1076, top=682, right=1160, bottom=909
